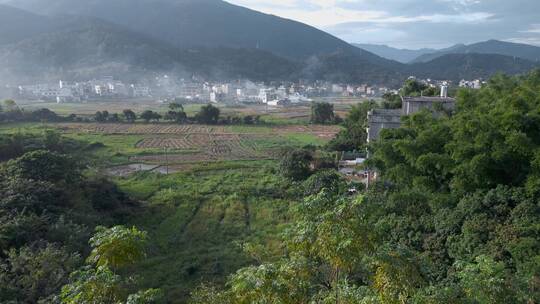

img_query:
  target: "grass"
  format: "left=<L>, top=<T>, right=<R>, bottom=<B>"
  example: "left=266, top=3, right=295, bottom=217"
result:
left=0, top=119, right=331, bottom=303
left=117, top=163, right=296, bottom=303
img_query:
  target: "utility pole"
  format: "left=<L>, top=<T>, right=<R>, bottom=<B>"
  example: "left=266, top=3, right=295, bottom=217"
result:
left=164, top=147, right=169, bottom=175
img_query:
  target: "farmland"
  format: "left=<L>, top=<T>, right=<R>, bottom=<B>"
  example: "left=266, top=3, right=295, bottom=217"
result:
left=0, top=109, right=340, bottom=303
left=52, top=122, right=340, bottom=172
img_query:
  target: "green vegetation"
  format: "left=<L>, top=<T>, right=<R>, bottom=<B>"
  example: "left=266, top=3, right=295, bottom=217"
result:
left=310, top=102, right=339, bottom=124
left=191, top=70, right=540, bottom=303
left=3, top=71, right=540, bottom=303
left=0, top=133, right=140, bottom=303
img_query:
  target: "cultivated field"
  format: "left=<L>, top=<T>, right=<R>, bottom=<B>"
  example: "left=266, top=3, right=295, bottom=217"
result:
left=52, top=122, right=340, bottom=171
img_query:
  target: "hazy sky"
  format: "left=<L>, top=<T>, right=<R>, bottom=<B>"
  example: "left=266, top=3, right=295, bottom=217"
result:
left=227, top=0, right=540, bottom=49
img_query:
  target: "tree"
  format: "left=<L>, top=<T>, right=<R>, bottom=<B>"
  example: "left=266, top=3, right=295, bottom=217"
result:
left=122, top=109, right=137, bottom=123
left=5, top=150, right=80, bottom=183
left=31, top=108, right=59, bottom=122
left=140, top=110, right=161, bottom=123
left=456, top=255, right=518, bottom=304
left=94, top=111, right=106, bottom=123
left=87, top=226, right=148, bottom=269
left=168, top=102, right=184, bottom=111
left=164, top=106, right=187, bottom=123
left=126, top=289, right=164, bottom=304
left=60, top=266, right=124, bottom=304
left=303, top=169, right=346, bottom=196
left=196, top=104, right=220, bottom=124
left=279, top=149, right=313, bottom=181
left=109, top=113, right=120, bottom=122
left=311, top=102, right=335, bottom=124
left=326, top=101, right=377, bottom=151
left=242, top=115, right=254, bottom=125
left=61, top=226, right=156, bottom=304
left=0, top=244, right=80, bottom=303
left=400, top=79, right=428, bottom=96
left=382, top=93, right=402, bottom=109
left=3, top=99, right=18, bottom=112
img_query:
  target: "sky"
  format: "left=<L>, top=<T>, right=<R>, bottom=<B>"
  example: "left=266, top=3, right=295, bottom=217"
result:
left=226, top=0, right=540, bottom=50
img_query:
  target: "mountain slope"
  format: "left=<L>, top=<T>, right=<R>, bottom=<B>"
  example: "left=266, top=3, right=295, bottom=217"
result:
left=0, top=19, right=299, bottom=82
left=6, top=0, right=387, bottom=62
left=352, top=43, right=436, bottom=63
left=408, top=53, right=539, bottom=81
left=0, top=4, right=62, bottom=45
left=412, top=40, right=540, bottom=63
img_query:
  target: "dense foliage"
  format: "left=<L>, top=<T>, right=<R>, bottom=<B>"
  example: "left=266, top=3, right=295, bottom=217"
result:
left=191, top=71, right=540, bottom=303
left=0, top=131, right=143, bottom=303
left=311, top=102, right=338, bottom=124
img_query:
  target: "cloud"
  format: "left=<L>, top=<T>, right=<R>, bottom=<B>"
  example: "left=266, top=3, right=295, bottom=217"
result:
left=226, top=0, right=540, bottom=49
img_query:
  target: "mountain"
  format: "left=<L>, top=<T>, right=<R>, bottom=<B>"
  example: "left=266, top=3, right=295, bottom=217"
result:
left=412, top=40, right=540, bottom=63
left=352, top=43, right=436, bottom=63
left=301, top=51, right=405, bottom=87
left=0, top=4, right=64, bottom=45
left=0, top=18, right=299, bottom=82
left=408, top=53, right=540, bottom=81
left=5, top=0, right=382, bottom=62
left=0, top=3, right=538, bottom=86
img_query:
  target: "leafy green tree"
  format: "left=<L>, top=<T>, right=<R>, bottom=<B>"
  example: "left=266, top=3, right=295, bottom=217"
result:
left=382, top=92, right=402, bottom=109
left=242, top=115, right=254, bottom=125
left=279, top=148, right=313, bottom=181
left=109, top=113, right=120, bottom=122
left=122, top=109, right=137, bottom=123
left=3, top=99, right=18, bottom=112
left=373, top=249, right=426, bottom=304
left=126, top=289, right=164, bottom=304
left=168, top=102, right=183, bottom=111
left=196, top=104, right=220, bottom=124
left=456, top=255, right=518, bottom=304
left=32, top=108, right=60, bottom=122
left=140, top=110, right=161, bottom=123
left=61, top=226, right=155, bottom=304
left=94, top=111, right=106, bottom=122
left=401, top=79, right=428, bottom=96
left=87, top=226, right=148, bottom=269
left=327, top=101, right=377, bottom=151
left=311, top=102, right=335, bottom=124
left=5, top=150, right=80, bottom=183
left=61, top=265, right=124, bottom=304
left=303, top=169, right=346, bottom=196
left=0, top=244, right=80, bottom=303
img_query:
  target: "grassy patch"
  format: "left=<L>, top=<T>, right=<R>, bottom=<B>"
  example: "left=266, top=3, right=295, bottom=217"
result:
left=117, top=163, right=295, bottom=303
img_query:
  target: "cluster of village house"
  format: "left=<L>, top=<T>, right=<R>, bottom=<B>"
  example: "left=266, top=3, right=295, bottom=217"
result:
left=13, top=75, right=400, bottom=104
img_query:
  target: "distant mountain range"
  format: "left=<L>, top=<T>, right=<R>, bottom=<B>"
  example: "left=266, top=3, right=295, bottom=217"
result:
left=411, top=40, right=540, bottom=63
left=352, top=44, right=437, bottom=63
left=0, top=1, right=539, bottom=85
left=406, top=53, right=539, bottom=80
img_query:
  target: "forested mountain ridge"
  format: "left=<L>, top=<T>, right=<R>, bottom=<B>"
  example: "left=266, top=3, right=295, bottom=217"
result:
left=0, top=17, right=300, bottom=82
left=0, top=4, right=64, bottom=46
left=412, top=39, right=540, bottom=63
left=407, top=53, right=540, bottom=81
left=4, top=0, right=379, bottom=61
left=352, top=43, right=437, bottom=63
left=0, top=2, right=539, bottom=84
